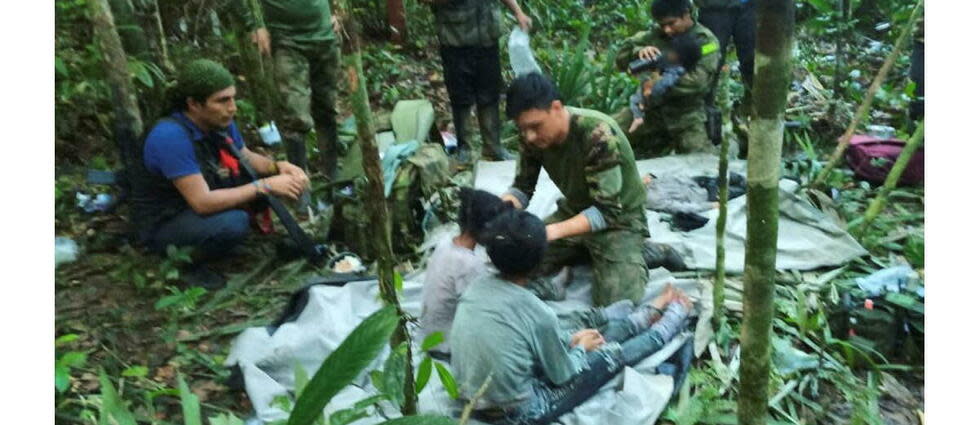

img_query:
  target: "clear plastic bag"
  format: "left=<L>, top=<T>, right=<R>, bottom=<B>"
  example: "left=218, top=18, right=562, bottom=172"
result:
left=508, top=27, right=542, bottom=76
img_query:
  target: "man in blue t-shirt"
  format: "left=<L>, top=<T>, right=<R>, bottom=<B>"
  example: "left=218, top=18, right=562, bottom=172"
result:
left=131, top=59, right=309, bottom=288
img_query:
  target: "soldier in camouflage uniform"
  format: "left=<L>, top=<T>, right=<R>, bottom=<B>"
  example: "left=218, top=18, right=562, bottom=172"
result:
left=614, top=0, right=720, bottom=155
left=502, top=73, right=649, bottom=306
left=240, top=0, right=342, bottom=211
left=427, top=0, right=533, bottom=162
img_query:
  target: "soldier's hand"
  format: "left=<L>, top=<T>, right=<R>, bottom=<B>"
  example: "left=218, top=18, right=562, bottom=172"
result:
left=265, top=175, right=304, bottom=200
left=252, top=28, right=272, bottom=56
left=500, top=193, right=524, bottom=210
left=331, top=15, right=342, bottom=35
left=638, top=46, right=661, bottom=61
left=516, top=12, right=533, bottom=32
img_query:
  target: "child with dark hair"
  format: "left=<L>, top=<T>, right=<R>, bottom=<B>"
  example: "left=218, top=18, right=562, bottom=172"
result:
left=420, top=187, right=511, bottom=355
left=627, top=33, right=703, bottom=134
left=452, top=208, right=693, bottom=425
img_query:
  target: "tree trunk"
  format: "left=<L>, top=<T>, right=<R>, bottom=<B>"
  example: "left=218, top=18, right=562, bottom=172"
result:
left=714, top=132, right=729, bottom=329
left=89, top=0, right=144, bottom=183
left=386, top=0, right=408, bottom=45
left=107, top=0, right=151, bottom=59
left=135, top=0, right=174, bottom=73
left=813, top=0, right=923, bottom=188
left=340, top=0, right=417, bottom=415
left=856, top=121, right=923, bottom=238
left=738, top=1, right=794, bottom=425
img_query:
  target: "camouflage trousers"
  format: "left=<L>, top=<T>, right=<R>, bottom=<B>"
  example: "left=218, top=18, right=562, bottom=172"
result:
left=534, top=209, right=649, bottom=306
left=613, top=106, right=713, bottom=157
left=273, top=41, right=342, bottom=175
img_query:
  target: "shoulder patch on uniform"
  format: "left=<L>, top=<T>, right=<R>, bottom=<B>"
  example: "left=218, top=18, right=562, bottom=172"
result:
left=701, top=42, right=719, bottom=56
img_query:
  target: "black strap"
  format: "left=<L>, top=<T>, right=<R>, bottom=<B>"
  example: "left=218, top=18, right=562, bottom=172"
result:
left=221, top=136, right=323, bottom=260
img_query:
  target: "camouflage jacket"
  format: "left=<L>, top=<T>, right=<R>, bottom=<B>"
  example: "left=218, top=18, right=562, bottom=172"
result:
left=615, top=23, right=721, bottom=114
left=236, top=0, right=335, bottom=49
left=508, top=107, right=648, bottom=235
left=432, top=0, right=503, bottom=48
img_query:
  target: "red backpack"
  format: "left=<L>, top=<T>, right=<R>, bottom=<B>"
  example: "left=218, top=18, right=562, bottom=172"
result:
left=846, top=134, right=924, bottom=186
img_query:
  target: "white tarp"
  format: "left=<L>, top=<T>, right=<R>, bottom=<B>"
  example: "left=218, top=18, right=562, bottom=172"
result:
left=474, top=154, right=867, bottom=272
left=226, top=265, right=706, bottom=425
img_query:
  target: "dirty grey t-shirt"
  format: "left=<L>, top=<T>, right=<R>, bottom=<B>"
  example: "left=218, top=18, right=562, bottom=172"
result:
left=451, top=274, right=589, bottom=409
left=420, top=236, right=487, bottom=353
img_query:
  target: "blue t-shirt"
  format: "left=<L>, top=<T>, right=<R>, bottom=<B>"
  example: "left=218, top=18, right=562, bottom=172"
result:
left=143, top=112, right=246, bottom=180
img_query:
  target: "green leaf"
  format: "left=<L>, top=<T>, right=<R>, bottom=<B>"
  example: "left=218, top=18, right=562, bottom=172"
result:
left=122, top=366, right=148, bottom=378
left=394, top=272, right=404, bottom=293
left=56, top=334, right=79, bottom=346
left=60, top=351, right=88, bottom=368
left=415, top=356, right=432, bottom=394
left=208, top=413, right=245, bottom=425
left=55, top=57, right=69, bottom=78
left=884, top=292, right=925, bottom=315
left=294, top=362, right=311, bottom=398
left=98, top=369, right=137, bottom=425
left=287, top=306, right=399, bottom=425
left=178, top=374, right=203, bottom=425
left=421, top=332, right=444, bottom=352
left=327, top=408, right=371, bottom=425
left=434, top=362, right=458, bottom=399
left=381, top=344, right=407, bottom=407
left=155, top=293, right=183, bottom=310
left=55, top=364, right=71, bottom=393
left=374, top=415, right=457, bottom=425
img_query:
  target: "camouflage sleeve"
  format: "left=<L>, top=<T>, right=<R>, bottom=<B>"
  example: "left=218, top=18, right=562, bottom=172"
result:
left=508, top=143, right=543, bottom=206
left=664, top=40, right=719, bottom=100
left=615, top=31, right=653, bottom=71
left=583, top=122, right=628, bottom=230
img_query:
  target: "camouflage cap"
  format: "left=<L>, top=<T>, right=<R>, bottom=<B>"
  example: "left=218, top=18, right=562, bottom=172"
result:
left=176, top=59, right=235, bottom=101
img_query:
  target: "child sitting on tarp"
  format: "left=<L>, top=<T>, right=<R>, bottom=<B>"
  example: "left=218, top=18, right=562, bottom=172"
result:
left=421, top=188, right=625, bottom=358
left=451, top=208, right=693, bottom=424
left=627, top=33, right=704, bottom=134
left=420, top=188, right=509, bottom=356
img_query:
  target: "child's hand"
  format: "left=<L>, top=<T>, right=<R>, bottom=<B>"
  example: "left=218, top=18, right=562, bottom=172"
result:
left=629, top=118, right=645, bottom=133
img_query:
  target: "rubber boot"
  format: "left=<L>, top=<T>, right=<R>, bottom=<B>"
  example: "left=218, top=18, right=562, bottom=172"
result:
left=285, top=133, right=312, bottom=219
left=477, top=103, right=514, bottom=161
left=451, top=104, right=473, bottom=164
left=316, top=123, right=339, bottom=183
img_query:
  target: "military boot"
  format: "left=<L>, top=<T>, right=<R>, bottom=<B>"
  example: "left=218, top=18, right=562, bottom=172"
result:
left=285, top=134, right=312, bottom=218
left=316, top=123, right=339, bottom=183
left=451, top=105, right=474, bottom=164
left=477, top=103, right=514, bottom=161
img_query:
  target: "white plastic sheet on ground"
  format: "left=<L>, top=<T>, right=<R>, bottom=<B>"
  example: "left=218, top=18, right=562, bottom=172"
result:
left=226, top=265, right=702, bottom=424
left=474, top=153, right=867, bottom=272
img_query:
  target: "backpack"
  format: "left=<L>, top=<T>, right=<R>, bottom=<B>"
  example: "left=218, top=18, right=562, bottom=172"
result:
left=332, top=143, right=460, bottom=260
left=846, top=134, right=924, bottom=186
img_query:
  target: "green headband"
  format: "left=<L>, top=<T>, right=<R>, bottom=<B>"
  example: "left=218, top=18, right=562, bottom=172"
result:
left=176, top=59, right=235, bottom=102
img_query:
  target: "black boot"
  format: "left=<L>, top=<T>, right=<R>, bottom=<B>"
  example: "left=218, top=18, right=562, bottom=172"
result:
left=477, top=103, right=514, bottom=161
left=451, top=105, right=474, bottom=164
left=285, top=134, right=312, bottom=218
left=316, top=122, right=339, bottom=183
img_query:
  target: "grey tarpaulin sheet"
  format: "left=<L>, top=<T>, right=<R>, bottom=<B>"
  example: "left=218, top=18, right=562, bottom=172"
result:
left=225, top=260, right=707, bottom=425
left=473, top=153, right=867, bottom=272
